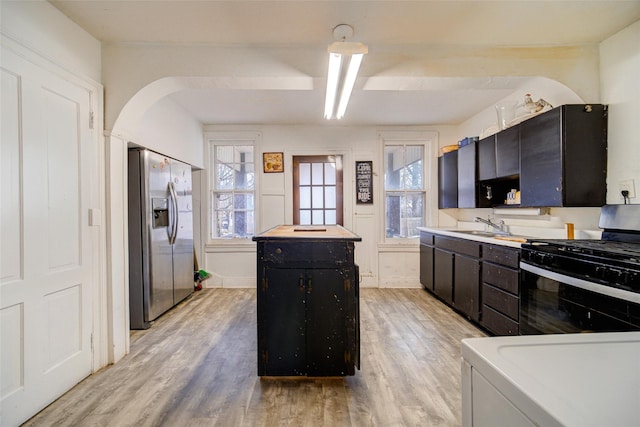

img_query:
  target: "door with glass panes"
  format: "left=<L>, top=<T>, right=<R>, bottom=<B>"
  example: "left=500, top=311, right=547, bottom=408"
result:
left=292, top=155, right=343, bottom=225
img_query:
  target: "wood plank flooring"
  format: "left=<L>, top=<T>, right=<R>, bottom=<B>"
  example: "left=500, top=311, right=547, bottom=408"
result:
left=23, top=288, right=485, bottom=426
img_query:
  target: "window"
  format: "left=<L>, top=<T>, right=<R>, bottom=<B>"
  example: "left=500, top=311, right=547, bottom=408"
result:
left=293, top=155, right=343, bottom=225
left=210, top=143, right=255, bottom=239
left=384, top=144, right=425, bottom=238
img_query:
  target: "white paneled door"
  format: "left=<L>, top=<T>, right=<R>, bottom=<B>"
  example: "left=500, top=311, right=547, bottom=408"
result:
left=1, top=48, right=94, bottom=426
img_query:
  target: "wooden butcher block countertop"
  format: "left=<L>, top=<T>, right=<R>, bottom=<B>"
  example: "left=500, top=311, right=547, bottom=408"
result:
left=253, top=224, right=361, bottom=241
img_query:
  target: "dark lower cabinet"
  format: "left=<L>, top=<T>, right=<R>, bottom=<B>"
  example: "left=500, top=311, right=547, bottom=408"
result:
left=454, top=255, right=481, bottom=322
left=419, top=232, right=435, bottom=291
left=419, top=230, right=520, bottom=336
left=254, top=225, right=361, bottom=376
left=433, top=248, right=454, bottom=304
left=480, top=244, right=521, bottom=335
left=429, top=234, right=481, bottom=320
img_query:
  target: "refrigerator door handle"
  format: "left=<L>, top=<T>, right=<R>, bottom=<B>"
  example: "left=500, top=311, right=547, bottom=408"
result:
left=168, top=181, right=179, bottom=245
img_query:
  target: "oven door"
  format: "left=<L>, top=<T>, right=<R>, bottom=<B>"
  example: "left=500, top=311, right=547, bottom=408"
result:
left=520, top=262, right=640, bottom=335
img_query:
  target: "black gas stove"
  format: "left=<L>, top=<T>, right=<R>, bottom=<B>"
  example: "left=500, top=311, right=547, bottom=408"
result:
left=520, top=205, right=640, bottom=335
left=521, top=239, right=640, bottom=293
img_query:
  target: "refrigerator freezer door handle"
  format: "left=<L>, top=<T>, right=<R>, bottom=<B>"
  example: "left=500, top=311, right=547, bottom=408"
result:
left=168, top=181, right=179, bottom=244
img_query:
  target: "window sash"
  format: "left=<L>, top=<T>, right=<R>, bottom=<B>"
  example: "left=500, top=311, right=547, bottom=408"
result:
left=209, top=140, right=256, bottom=239
left=384, top=144, right=426, bottom=238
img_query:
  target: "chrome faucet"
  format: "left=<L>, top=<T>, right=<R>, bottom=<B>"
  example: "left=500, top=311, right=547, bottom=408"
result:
left=474, top=216, right=508, bottom=234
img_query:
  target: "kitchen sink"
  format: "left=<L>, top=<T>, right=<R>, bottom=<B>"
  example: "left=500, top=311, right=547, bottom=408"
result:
left=454, top=230, right=509, bottom=237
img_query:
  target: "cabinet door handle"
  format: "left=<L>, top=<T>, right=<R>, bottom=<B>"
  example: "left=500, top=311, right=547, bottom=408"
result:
left=307, top=278, right=312, bottom=294
left=298, top=276, right=304, bottom=291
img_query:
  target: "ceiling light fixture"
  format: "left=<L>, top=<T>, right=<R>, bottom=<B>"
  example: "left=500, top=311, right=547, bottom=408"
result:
left=324, top=24, right=368, bottom=120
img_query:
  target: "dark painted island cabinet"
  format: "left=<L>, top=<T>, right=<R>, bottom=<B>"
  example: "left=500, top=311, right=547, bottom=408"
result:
left=253, top=225, right=361, bottom=376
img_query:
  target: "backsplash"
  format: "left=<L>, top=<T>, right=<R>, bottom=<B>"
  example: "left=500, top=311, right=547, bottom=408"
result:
left=438, top=207, right=603, bottom=239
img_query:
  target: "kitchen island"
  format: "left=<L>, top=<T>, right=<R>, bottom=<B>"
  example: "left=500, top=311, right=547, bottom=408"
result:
left=253, top=225, right=361, bottom=376
left=461, top=331, right=640, bottom=427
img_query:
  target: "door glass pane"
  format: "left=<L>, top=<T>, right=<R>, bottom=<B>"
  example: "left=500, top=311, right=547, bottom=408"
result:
left=325, top=210, right=336, bottom=224
left=300, top=163, right=311, bottom=185
left=312, top=163, right=324, bottom=184
left=312, top=187, right=324, bottom=208
left=300, top=187, right=311, bottom=209
left=312, top=210, right=324, bottom=224
left=324, top=163, right=336, bottom=185
left=325, top=186, right=336, bottom=208
left=300, top=210, right=311, bottom=225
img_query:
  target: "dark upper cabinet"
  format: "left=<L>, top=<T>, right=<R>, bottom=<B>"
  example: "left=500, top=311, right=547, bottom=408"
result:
left=438, top=151, right=458, bottom=209
left=495, top=125, right=520, bottom=178
left=457, top=142, right=477, bottom=208
left=520, top=104, right=607, bottom=207
left=477, top=135, right=496, bottom=181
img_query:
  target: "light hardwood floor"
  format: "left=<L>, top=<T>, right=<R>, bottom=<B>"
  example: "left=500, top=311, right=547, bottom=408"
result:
left=24, top=288, right=486, bottom=426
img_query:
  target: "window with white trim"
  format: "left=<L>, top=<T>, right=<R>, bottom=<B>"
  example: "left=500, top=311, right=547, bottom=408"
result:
left=384, top=144, right=426, bottom=238
left=209, top=142, right=255, bottom=239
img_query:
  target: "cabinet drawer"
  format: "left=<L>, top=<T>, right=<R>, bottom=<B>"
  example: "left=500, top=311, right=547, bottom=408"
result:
left=261, top=241, right=351, bottom=267
left=482, top=284, right=518, bottom=321
left=420, top=231, right=435, bottom=246
left=435, top=236, right=480, bottom=258
left=483, top=245, right=520, bottom=268
left=482, top=305, right=519, bottom=336
left=482, top=263, right=519, bottom=295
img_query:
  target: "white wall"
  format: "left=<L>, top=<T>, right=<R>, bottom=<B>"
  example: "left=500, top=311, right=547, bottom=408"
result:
left=600, top=20, right=640, bottom=205
left=202, top=125, right=456, bottom=288
left=123, top=96, right=205, bottom=168
left=0, top=1, right=101, bottom=82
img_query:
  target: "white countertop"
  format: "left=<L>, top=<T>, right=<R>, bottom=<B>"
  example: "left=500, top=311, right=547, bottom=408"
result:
left=418, top=226, right=527, bottom=248
left=462, top=332, right=640, bottom=427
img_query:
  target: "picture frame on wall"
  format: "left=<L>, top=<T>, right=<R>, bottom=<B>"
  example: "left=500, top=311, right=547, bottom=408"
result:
left=263, top=152, right=284, bottom=173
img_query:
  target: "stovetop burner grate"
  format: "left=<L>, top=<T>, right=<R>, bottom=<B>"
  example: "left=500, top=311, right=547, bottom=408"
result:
left=526, top=239, right=640, bottom=265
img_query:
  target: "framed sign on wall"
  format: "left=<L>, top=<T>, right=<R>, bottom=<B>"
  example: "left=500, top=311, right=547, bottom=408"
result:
left=356, top=161, right=373, bottom=204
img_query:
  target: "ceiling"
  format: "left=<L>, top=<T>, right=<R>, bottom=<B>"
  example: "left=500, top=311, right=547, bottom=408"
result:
left=49, top=0, right=640, bottom=126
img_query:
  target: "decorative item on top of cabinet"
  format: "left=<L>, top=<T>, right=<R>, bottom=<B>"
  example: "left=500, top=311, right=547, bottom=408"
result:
left=519, top=104, right=607, bottom=207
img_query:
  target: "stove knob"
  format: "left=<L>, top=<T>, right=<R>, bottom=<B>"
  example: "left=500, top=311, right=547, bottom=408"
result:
left=595, top=266, right=608, bottom=280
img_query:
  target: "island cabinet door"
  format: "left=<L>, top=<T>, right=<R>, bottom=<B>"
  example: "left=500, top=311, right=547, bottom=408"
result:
left=306, top=267, right=357, bottom=376
left=259, top=267, right=307, bottom=376
left=259, top=266, right=358, bottom=376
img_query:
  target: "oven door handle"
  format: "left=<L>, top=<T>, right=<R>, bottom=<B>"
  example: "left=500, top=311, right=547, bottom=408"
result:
left=520, top=262, right=640, bottom=305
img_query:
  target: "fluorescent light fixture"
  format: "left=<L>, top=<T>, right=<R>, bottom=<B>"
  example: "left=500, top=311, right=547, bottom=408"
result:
left=324, top=38, right=368, bottom=120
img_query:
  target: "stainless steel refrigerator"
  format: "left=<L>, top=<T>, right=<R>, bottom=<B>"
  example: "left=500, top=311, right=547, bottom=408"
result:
left=128, top=148, right=194, bottom=329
